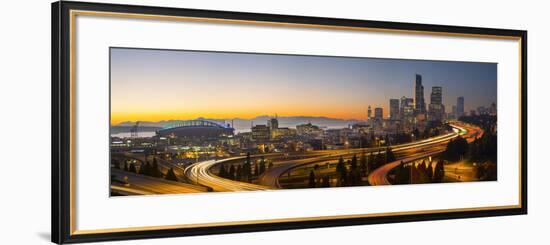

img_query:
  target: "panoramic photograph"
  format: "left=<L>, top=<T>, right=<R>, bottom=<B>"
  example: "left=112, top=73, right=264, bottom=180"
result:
left=109, top=47, right=498, bottom=196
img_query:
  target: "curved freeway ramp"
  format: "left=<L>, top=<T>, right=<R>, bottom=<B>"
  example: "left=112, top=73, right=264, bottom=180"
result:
left=367, top=123, right=483, bottom=186
left=111, top=168, right=208, bottom=195
left=259, top=124, right=468, bottom=188
left=183, top=123, right=480, bottom=192
left=184, top=157, right=272, bottom=192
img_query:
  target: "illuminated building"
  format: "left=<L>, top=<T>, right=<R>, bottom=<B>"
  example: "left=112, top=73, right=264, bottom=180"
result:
left=251, top=124, right=270, bottom=141
left=428, top=86, right=445, bottom=121
left=374, top=107, right=383, bottom=120
left=296, top=123, right=322, bottom=136
left=389, top=99, right=400, bottom=120
left=268, top=117, right=279, bottom=130
left=414, top=74, right=426, bottom=115
left=400, top=96, right=414, bottom=124
left=457, top=96, right=465, bottom=118
left=157, top=119, right=234, bottom=139
left=270, top=127, right=296, bottom=139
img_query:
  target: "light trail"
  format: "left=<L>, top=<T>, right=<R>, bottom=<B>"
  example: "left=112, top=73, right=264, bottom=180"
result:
left=185, top=123, right=478, bottom=191
left=184, top=157, right=271, bottom=192
left=367, top=123, right=482, bottom=186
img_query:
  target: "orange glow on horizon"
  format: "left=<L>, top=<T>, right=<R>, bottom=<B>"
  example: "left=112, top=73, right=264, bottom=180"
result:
left=110, top=106, right=389, bottom=125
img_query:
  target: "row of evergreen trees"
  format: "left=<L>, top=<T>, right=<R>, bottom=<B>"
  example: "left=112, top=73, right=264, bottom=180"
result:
left=392, top=160, right=445, bottom=184
left=218, top=153, right=274, bottom=182
left=307, top=148, right=396, bottom=188
left=470, top=131, right=497, bottom=181
left=442, top=127, right=497, bottom=181
left=113, top=157, right=180, bottom=182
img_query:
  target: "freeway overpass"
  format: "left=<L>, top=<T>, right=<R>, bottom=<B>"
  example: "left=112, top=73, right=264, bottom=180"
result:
left=185, top=123, right=479, bottom=191
left=184, top=157, right=272, bottom=192
left=367, top=123, right=483, bottom=186
left=110, top=168, right=209, bottom=195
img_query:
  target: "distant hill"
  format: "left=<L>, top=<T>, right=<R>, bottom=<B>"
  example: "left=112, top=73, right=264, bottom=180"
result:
left=112, top=116, right=364, bottom=133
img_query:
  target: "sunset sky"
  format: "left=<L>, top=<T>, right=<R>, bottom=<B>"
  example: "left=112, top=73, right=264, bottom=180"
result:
left=110, top=47, right=497, bottom=125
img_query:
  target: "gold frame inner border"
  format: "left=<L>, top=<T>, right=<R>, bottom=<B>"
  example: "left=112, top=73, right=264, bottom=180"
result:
left=68, top=9, right=523, bottom=235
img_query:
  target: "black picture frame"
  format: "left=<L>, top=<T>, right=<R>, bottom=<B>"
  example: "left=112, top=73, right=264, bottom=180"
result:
left=52, top=1, right=527, bottom=244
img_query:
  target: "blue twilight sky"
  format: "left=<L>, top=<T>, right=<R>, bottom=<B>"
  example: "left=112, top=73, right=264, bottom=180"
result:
left=110, top=47, right=497, bottom=124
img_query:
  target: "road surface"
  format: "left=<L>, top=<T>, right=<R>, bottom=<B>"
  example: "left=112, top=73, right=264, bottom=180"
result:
left=367, top=123, right=483, bottom=186
left=184, top=157, right=272, bottom=192
left=260, top=123, right=469, bottom=187
left=110, top=168, right=208, bottom=195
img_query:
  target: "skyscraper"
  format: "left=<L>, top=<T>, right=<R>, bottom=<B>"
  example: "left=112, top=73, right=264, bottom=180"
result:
left=268, top=117, right=279, bottom=130
left=400, top=96, right=414, bottom=123
left=374, top=107, right=383, bottom=120
left=428, top=86, right=444, bottom=121
left=457, top=96, right=465, bottom=118
left=389, top=99, right=400, bottom=120
left=367, top=105, right=372, bottom=120
left=414, top=74, right=426, bottom=115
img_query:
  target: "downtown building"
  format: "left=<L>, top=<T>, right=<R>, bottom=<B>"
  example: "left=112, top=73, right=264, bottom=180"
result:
left=414, top=74, right=426, bottom=115
left=389, top=99, right=400, bottom=121
left=400, top=96, right=415, bottom=130
left=428, top=86, right=445, bottom=122
left=456, top=96, right=465, bottom=118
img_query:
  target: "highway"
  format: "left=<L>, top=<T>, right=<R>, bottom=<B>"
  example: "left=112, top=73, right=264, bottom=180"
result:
left=184, top=157, right=272, bottom=192
left=367, top=123, right=483, bottom=186
left=185, top=123, right=480, bottom=191
left=260, top=123, right=470, bottom=187
left=110, top=168, right=208, bottom=195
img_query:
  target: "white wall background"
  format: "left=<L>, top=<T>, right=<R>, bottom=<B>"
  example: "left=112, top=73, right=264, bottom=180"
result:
left=0, top=0, right=546, bottom=244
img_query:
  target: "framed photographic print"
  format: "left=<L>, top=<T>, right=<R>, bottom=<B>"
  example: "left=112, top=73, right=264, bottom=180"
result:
left=52, top=1, right=527, bottom=244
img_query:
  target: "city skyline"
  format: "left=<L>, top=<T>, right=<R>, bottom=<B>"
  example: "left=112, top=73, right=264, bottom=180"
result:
left=110, top=48, right=497, bottom=125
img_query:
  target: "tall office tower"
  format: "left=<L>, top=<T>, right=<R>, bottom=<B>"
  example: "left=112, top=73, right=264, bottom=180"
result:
left=267, top=117, right=279, bottom=131
left=451, top=105, right=457, bottom=119
left=414, top=74, right=426, bottom=115
left=457, top=96, right=465, bottom=118
left=428, top=86, right=444, bottom=121
left=389, top=99, right=400, bottom=120
left=400, top=96, right=414, bottom=122
left=374, top=107, right=383, bottom=120
left=367, top=105, right=372, bottom=120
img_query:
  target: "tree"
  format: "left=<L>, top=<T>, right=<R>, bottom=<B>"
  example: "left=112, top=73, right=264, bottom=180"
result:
left=259, top=157, right=266, bottom=175
left=321, top=175, right=330, bottom=187
left=236, top=165, right=242, bottom=180
left=308, top=170, right=316, bottom=188
left=368, top=152, right=375, bottom=172
left=351, top=155, right=358, bottom=171
left=139, top=161, right=151, bottom=175
left=218, top=164, right=227, bottom=178
left=349, top=155, right=360, bottom=186
left=336, top=156, right=347, bottom=187
left=412, top=128, right=420, bottom=140
left=385, top=147, right=396, bottom=162
left=229, top=165, right=235, bottom=180
left=393, top=161, right=410, bottom=184
left=360, top=151, right=368, bottom=176
left=426, top=162, right=434, bottom=181
left=433, top=160, right=445, bottom=183
left=336, top=156, right=345, bottom=174
left=149, top=158, right=163, bottom=178
left=128, top=163, right=137, bottom=173
left=242, top=152, right=252, bottom=181
left=443, top=136, right=469, bottom=161
left=165, top=168, right=178, bottom=181
left=111, top=159, right=120, bottom=169
left=416, top=160, right=431, bottom=183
